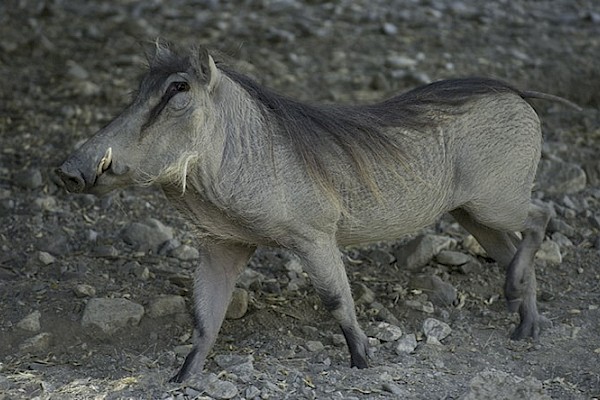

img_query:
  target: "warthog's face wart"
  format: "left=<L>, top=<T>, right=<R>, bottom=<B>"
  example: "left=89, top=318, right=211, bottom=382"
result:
left=56, top=44, right=218, bottom=195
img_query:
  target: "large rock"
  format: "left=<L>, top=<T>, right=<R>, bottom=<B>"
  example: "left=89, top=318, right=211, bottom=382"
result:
left=81, top=298, right=145, bottom=334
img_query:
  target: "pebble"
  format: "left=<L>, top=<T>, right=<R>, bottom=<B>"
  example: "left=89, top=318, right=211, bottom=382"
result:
left=214, top=354, right=254, bottom=376
left=237, top=268, right=265, bottom=290
left=81, top=298, right=145, bottom=334
left=547, top=218, right=575, bottom=236
left=306, top=340, right=325, bottom=352
left=463, top=235, right=487, bottom=257
left=382, top=22, right=398, bottom=36
left=423, top=318, right=452, bottom=342
left=355, top=283, right=376, bottom=305
left=92, top=244, right=118, bottom=258
left=120, top=218, right=174, bottom=253
left=170, top=244, right=200, bottom=261
left=410, top=275, right=457, bottom=306
left=395, top=333, right=418, bottom=354
left=436, top=250, right=471, bottom=266
left=66, top=60, right=89, bottom=80
left=386, top=54, right=418, bottom=68
left=462, top=369, right=551, bottom=400
left=394, top=234, right=456, bottom=270
left=19, top=332, right=52, bottom=352
left=17, top=310, right=41, bottom=332
left=73, top=284, right=96, bottom=298
left=405, top=299, right=435, bottom=314
left=147, top=295, right=186, bottom=318
left=14, top=168, right=43, bottom=189
left=203, top=379, right=238, bottom=400
left=535, top=240, right=562, bottom=264
left=38, top=251, right=56, bottom=265
left=33, top=196, right=57, bottom=211
left=374, top=322, right=403, bottom=342
left=536, top=159, right=586, bottom=194
left=225, top=288, right=249, bottom=319
left=158, top=238, right=182, bottom=256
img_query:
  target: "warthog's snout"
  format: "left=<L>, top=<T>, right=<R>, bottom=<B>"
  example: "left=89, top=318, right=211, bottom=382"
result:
left=56, top=147, right=115, bottom=193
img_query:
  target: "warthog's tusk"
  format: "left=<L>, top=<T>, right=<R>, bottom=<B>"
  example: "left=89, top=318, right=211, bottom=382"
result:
left=96, top=147, right=112, bottom=176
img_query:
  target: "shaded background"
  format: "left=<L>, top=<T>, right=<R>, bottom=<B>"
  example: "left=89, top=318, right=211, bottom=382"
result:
left=1, top=0, right=599, bottom=399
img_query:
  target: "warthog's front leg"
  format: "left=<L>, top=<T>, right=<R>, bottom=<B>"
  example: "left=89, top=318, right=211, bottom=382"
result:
left=170, top=241, right=256, bottom=383
left=294, top=238, right=369, bottom=369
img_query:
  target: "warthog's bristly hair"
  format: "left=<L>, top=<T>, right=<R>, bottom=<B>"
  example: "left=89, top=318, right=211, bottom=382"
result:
left=139, top=44, right=529, bottom=204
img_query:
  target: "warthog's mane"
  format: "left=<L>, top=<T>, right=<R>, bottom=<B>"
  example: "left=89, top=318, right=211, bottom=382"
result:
left=218, top=63, right=523, bottom=199
left=144, top=44, right=525, bottom=203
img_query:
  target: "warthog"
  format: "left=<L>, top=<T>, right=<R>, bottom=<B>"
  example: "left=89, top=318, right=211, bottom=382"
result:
left=56, top=43, right=576, bottom=382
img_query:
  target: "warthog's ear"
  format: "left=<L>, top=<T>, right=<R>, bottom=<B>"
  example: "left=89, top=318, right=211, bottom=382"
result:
left=148, top=38, right=174, bottom=64
left=195, top=47, right=219, bottom=92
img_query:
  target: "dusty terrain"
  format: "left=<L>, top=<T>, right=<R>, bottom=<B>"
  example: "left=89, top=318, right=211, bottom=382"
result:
left=1, top=0, right=599, bottom=399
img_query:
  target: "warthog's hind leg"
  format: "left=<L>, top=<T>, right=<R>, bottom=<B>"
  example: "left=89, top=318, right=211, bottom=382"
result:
left=504, top=202, right=552, bottom=339
left=451, top=201, right=552, bottom=340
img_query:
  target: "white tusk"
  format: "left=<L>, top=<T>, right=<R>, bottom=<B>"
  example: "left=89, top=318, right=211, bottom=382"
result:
left=97, top=147, right=112, bottom=176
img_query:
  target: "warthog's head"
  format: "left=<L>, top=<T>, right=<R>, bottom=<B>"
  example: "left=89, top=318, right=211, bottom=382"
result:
left=56, top=43, right=220, bottom=195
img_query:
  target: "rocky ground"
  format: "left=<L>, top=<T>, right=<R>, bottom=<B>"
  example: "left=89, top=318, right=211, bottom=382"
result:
left=1, top=0, right=600, bottom=399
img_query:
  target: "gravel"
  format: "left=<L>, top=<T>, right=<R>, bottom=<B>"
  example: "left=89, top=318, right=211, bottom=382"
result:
left=1, top=0, right=599, bottom=398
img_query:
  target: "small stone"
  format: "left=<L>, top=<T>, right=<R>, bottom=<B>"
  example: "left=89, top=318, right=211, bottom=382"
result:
left=332, top=333, right=346, bottom=347
left=158, top=238, right=181, bottom=256
left=203, top=379, right=238, bottom=400
left=374, top=322, right=403, bottom=342
left=410, top=275, right=457, bottom=306
left=38, top=251, right=56, bottom=265
left=463, top=369, right=551, bottom=400
left=66, top=60, right=89, bottom=80
left=382, top=22, right=398, bottom=36
left=147, top=295, right=186, bottom=318
left=382, top=382, right=408, bottom=396
left=386, top=54, right=418, bottom=68
left=225, top=288, right=248, bottom=319
left=17, top=311, right=41, bottom=332
left=306, top=340, right=325, bottom=352
left=237, top=268, right=265, bottom=290
left=423, top=318, right=452, bottom=341
left=92, top=244, right=118, bottom=258
left=285, top=259, right=304, bottom=273
left=536, top=240, right=562, bottom=264
left=214, top=354, right=254, bottom=375
left=73, top=284, right=96, bottom=298
left=394, top=234, right=456, bottom=270
left=395, top=333, right=418, bottom=354
left=121, top=218, right=173, bottom=253
left=19, top=332, right=52, bottom=352
left=170, top=244, right=200, bottom=261
left=81, top=298, right=145, bottom=334
left=463, top=235, right=487, bottom=257
left=14, top=168, right=43, bottom=189
left=436, top=250, right=471, bottom=266
left=547, top=218, right=576, bottom=236
left=33, top=196, right=57, bottom=211
left=356, top=283, right=376, bottom=305
left=405, top=299, right=435, bottom=314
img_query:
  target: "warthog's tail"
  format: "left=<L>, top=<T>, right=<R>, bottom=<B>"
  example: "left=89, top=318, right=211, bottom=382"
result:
left=520, top=90, right=582, bottom=111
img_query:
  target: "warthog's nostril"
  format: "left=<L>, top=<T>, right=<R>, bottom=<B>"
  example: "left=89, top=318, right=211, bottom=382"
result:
left=55, top=166, right=85, bottom=193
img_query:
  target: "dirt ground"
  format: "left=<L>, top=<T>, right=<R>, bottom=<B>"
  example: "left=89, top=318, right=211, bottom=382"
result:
left=1, top=0, right=600, bottom=399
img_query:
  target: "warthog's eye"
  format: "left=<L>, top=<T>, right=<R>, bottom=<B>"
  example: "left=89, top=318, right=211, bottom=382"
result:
left=170, top=81, right=190, bottom=93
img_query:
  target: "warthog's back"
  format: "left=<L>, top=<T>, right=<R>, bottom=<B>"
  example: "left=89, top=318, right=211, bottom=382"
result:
left=333, top=91, right=541, bottom=245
